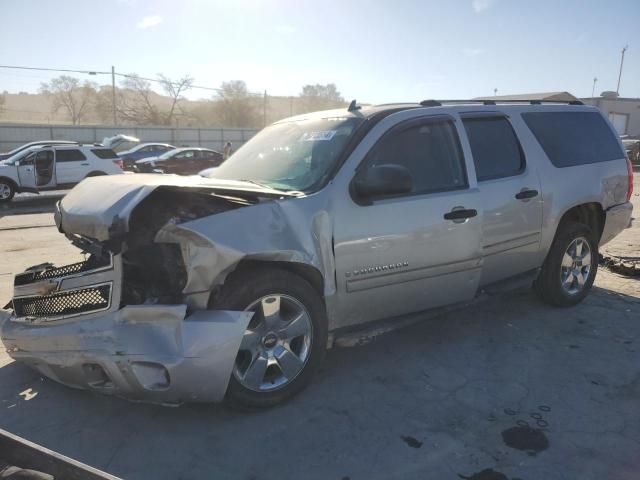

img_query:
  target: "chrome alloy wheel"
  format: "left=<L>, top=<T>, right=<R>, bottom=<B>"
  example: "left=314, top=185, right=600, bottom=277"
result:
left=233, top=294, right=313, bottom=392
left=0, top=183, right=11, bottom=200
left=560, top=237, right=592, bottom=295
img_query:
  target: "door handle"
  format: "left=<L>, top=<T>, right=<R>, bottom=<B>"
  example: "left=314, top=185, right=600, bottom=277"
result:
left=515, top=189, right=538, bottom=200
left=444, top=208, right=478, bottom=221
left=80, top=163, right=89, bottom=166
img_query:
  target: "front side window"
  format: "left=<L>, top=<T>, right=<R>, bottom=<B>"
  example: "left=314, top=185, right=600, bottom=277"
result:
left=522, top=111, right=624, bottom=168
left=210, top=117, right=364, bottom=192
left=365, top=118, right=467, bottom=195
left=56, top=149, right=87, bottom=162
left=463, top=116, right=524, bottom=181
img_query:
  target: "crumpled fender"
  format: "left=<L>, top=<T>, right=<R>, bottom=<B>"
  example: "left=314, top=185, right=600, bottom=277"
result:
left=155, top=196, right=336, bottom=310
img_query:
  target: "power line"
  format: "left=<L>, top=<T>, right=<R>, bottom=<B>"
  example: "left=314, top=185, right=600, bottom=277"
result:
left=0, top=64, right=263, bottom=96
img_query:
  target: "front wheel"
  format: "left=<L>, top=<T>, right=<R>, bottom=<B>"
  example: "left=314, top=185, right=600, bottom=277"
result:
left=211, top=267, right=327, bottom=408
left=534, top=222, right=598, bottom=307
left=0, top=180, right=15, bottom=203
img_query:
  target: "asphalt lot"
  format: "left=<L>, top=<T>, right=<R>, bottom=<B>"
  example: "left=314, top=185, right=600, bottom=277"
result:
left=0, top=178, right=638, bottom=480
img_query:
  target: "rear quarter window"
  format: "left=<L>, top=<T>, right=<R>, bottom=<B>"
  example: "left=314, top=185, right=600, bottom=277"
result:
left=522, top=111, right=624, bottom=168
left=91, top=149, right=119, bottom=159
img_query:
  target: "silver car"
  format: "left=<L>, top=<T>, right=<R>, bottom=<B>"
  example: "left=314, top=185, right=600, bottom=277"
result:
left=0, top=100, right=634, bottom=407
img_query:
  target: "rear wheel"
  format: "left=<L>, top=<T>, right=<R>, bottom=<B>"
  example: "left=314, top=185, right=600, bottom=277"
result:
left=0, top=180, right=15, bottom=203
left=211, top=267, right=327, bottom=408
left=534, top=222, right=598, bottom=307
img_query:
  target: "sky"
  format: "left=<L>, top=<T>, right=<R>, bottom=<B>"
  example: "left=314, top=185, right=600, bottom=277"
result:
left=0, top=0, right=638, bottom=103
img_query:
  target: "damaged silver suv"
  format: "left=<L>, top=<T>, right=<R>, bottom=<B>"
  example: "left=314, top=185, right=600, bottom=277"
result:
left=1, top=100, right=634, bottom=408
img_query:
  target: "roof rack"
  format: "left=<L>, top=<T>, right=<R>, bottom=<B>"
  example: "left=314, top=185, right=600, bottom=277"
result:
left=419, top=99, right=584, bottom=107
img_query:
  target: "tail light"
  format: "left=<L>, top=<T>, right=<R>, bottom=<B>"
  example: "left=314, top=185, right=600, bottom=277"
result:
left=113, top=159, right=124, bottom=169
left=626, top=155, right=634, bottom=202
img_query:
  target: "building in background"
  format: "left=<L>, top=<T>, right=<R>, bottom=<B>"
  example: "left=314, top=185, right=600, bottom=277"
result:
left=581, top=92, right=640, bottom=138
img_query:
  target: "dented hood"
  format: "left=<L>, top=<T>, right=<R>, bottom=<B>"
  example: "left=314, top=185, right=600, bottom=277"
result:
left=55, top=174, right=293, bottom=241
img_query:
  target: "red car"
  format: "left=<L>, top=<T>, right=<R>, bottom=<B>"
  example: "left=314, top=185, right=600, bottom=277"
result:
left=134, top=147, right=223, bottom=175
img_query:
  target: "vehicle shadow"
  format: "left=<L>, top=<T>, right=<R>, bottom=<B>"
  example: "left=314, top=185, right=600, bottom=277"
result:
left=0, top=193, right=64, bottom=218
left=0, top=285, right=639, bottom=480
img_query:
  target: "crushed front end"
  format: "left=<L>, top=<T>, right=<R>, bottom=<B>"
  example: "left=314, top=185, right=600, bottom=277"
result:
left=1, top=249, right=252, bottom=404
left=0, top=175, right=284, bottom=404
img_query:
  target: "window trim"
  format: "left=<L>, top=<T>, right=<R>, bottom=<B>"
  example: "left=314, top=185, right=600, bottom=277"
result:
left=351, top=114, right=469, bottom=204
left=461, top=114, right=526, bottom=182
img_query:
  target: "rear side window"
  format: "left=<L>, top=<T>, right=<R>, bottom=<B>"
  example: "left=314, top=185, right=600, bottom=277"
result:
left=522, top=111, right=624, bottom=167
left=462, top=117, right=524, bottom=181
left=56, top=149, right=87, bottom=162
left=91, top=149, right=118, bottom=159
left=367, top=119, right=467, bottom=195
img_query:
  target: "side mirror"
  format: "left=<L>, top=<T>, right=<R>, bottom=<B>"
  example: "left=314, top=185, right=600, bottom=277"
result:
left=353, top=164, right=413, bottom=200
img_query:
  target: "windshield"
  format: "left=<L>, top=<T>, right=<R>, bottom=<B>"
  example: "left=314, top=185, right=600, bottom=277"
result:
left=208, top=117, right=363, bottom=192
left=0, top=148, right=37, bottom=166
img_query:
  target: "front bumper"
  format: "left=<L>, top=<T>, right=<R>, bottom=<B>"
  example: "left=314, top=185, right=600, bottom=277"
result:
left=0, top=306, right=252, bottom=404
left=1, top=254, right=253, bottom=404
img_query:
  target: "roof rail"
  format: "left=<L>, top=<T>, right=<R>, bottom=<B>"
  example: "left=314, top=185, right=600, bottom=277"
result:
left=419, top=99, right=584, bottom=107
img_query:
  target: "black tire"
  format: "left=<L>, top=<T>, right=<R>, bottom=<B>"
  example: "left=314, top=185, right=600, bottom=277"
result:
left=210, top=266, right=327, bottom=408
left=0, top=178, right=16, bottom=203
left=534, top=221, right=598, bottom=307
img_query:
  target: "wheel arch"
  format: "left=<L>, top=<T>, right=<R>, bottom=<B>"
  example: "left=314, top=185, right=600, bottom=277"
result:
left=555, top=202, right=605, bottom=242
left=231, top=259, right=326, bottom=299
left=86, top=171, right=107, bottom=177
left=0, top=176, right=19, bottom=190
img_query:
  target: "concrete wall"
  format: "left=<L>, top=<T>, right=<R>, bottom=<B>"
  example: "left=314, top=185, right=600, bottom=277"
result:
left=0, top=124, right=260, bottom=152
left=582, top=98, right=640, bottom=137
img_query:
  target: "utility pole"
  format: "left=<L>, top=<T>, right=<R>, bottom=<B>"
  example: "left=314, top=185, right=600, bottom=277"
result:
left=263, top=90, right=267, bottom=127
left=616, top=45, right=628, bottom=95
left=591, top=77, right=598, bottom=98
left=111, top=66, right=117, bottom=125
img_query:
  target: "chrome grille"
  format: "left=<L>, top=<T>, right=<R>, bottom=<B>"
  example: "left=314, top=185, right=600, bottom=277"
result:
left=14, top=256, right=111, bottom=287
left=12, top=284, right=112, bottom=318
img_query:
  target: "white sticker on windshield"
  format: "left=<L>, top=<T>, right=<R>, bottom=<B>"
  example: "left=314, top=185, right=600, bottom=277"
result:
left=299, top=130, right=337, bottom=142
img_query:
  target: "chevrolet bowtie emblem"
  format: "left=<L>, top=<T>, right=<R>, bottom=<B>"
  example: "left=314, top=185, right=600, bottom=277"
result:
left=35, top=279, right=60, bottom=296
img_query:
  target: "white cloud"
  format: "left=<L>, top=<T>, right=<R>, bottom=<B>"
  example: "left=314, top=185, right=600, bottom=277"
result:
left=463, top=47, right=486, bottom=56
left=472, top=0, right=497, bottom=13
left=137, top=15, right=163, bottom=29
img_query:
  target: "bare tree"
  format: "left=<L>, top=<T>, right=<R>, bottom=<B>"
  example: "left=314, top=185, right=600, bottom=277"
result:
left=213, top=80, right=260, bottom=127
left=115, top=74, right=194, bottom=125
left=40, top=76, right=97, bottom=124
left=158, top=74, right=194, bottom=125
left=299, top=83, right=345, bottom=112
left=116, top=74, right=163, bottom=125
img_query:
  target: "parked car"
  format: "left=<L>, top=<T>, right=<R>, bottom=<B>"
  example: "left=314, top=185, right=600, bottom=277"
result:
left=0, top=144, right=124, bottom=202
left=118, top=143, right=175, bottom=170
left=134, top=147, right=223, bottom=174
left=0, top=140, right=79, bottom=161
left=0, top=100, right=633, bottom=408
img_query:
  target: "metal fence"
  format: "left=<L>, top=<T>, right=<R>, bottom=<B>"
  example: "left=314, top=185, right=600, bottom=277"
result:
left=0, top=123, right=260, bottom=152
